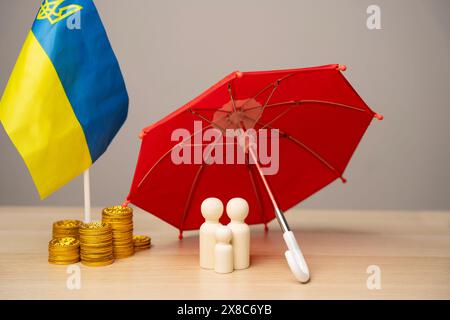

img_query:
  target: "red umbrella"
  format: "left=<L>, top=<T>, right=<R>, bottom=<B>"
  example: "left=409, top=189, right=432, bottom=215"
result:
left=125, top=64, right=382, bottom=282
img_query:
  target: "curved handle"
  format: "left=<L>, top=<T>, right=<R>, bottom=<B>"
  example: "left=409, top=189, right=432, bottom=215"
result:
left=283, top=231, right=310, bottom=283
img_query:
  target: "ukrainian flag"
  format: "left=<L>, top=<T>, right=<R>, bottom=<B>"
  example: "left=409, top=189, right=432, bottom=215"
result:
left=0, top=0, right=128, bottom=199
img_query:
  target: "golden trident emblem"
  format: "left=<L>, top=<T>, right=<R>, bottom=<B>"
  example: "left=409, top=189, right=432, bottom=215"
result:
left=37, top=0, right=83, bottom=24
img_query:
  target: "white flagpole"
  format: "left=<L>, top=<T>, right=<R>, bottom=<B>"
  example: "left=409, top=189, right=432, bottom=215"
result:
left=83, top=169, right=91, bottom=223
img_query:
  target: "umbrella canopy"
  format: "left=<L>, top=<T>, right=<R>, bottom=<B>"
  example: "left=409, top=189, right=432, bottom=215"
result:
left=126, top=64, right=382, bottom=237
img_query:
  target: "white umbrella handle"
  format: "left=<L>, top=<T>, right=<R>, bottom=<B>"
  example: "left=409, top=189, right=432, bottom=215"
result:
left=283, top=231, right=310, bottom=283
left=247, top=145, right=310, bottom=283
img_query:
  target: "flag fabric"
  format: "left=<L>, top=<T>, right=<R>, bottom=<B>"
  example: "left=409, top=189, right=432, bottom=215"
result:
left=0, top=0, right=128, bottom=199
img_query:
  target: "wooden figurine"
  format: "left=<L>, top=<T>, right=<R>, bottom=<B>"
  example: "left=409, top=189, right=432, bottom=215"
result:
left=226, top=197, right=250, bottom=270
left=199, top=197, right=223, bottom=269
left=214, top=225, right=234, bottom=274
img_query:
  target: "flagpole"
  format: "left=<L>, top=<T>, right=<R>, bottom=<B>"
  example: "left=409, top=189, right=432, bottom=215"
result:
left=83, top=169, right=91, bottom=223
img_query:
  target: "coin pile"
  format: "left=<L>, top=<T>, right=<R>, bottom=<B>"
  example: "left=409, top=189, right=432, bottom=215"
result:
left=52, top=219, right=81, bottom=239
left=102, top=206, right=135, bottom=259
left=48, top=237, right=80, bottom=265
left=133, top=235, right=151, bottom=252
left=79, top=222, right=114, bottom=267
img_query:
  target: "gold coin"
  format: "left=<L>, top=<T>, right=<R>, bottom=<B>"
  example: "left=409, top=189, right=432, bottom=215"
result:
left=102, top=206, right=133, bottom=217
left=107, top=225, right=131, bottom=229
left=113, top=231, right=133, bottom=235
left=80, top=221, right=111, bottom=231
left=113, top=245, right=134, bottom=249
left=81, top=255, right=114, bottom=261
left=113, top=237, right=133, bottom=242
left=134, top=240, right=150, bottom=244
left=135, top=247, right=151, bottom=252
left=135, top=244, right=151, bottom=248
left=80, top=251, right=113, bottom=256
left=49, top=259, right=80, bottom=265
left=49, top=251, right=79, bottom=254
left=49, top=244, right=80, bottom=250
left=49, top=257, right=80, bottom=261
left=79, top=236, right=113, bottom=242
left=113, top=240, right=133, bottom=244
left=48, top=237, right=80, bottom=265
left=134, top=245, right=151, bottom=250
left=48, top=254, right=80, bottom=260
left=52, top=221, right=81, bottom=239
left=114, top=254, right=134, bottom=259
left=49, top=256, right=80, bottom=261
left=104, top=217, right=132, bottom=221
left=113, top=242, right=134, bottom=247
left=134, top=235, right=151, bottom=242
left=49, top=237, right=80, bottom=248
left=113, top=248, right=134, bottom=254
left=52, top=228, right=79, bottom=234
left=80, top=240, right=112, bottom=245
left=81, top=259, right=114, bottom=267
left=53, top=219, right=81, bottom=229
left=133, top=235, right=150, bottom=241
left=80, top=246, right=113, bottom=251
left=112, top=227, right=133, bottom=231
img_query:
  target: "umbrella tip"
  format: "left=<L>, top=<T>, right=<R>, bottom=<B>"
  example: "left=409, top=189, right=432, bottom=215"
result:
left=340, top=176, right=347, bottom=183
left=178, top=231, right=183, bottom=240
left=374, top=113, right=384, bottom=120
left=337, top=64, right=347, bottom=72
left=139, top=130, right=146, bottom=140
left=235, top=71, right=243, bottom=79
left=264, top=224, right=269, bottom=232
left=121, top=199, right=130, bottom=207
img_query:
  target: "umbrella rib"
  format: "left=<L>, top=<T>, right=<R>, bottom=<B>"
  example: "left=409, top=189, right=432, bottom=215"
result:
left=257, top=99, right=367, bottom=130
left=249, top=84, right=279, bottom=129
left=244, top=99, right=366, bottom=113
left=179, top=164, right=204, bottom=235
left=240, top=73, right=294, bottom=111
left=179, top=131, right=224, bottom=234
left=136, top=122, right=214, bottom=189
left=283, top=133, right=346, bottom=182
left=239, top=83, right=273, bottom=110
left=189, top=109, right=227, bottom=133
left=258, top=104, right=298, bottom=129
left=242, top=114, right=347, bottom=183
left=228, top=83, right=237, bottom=112
left=137, top=109, right=232, bottom=189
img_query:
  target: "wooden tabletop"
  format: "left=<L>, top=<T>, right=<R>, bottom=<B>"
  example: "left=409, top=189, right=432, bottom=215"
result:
left=0, top=206, right=448, bottom=300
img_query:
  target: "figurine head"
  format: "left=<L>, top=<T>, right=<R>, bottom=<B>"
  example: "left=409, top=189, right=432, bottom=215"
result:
left=215, top=225, right=232, bottom=244
left=226, top=197, right=249, bottom=222
left=201, top=197, right=223, bottom=221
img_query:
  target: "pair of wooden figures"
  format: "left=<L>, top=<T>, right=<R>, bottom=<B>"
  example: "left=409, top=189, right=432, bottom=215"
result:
left=199, top=197, right=250, bottom=273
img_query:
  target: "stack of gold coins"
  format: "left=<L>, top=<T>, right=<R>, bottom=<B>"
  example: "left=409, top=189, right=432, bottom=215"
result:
left=79, top=222, right=114, bottom=267
left=52, top=220, right=81, bottom=240
left=48, top=237, right=80, bottom=265
left=102, top=206, right=134, bottom=259
left=133, top=235, right=151, bottom=252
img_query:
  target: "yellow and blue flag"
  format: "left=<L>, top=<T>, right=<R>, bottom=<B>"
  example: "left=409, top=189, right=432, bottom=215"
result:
left=0, top=0, right=128, bottom=199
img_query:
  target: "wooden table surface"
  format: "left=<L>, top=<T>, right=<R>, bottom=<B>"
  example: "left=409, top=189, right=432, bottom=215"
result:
left=0, top=206, right=448, bottom=300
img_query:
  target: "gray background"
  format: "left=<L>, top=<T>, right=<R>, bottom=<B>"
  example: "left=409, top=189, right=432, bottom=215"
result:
left=0, top=0, right=449, bottom=210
